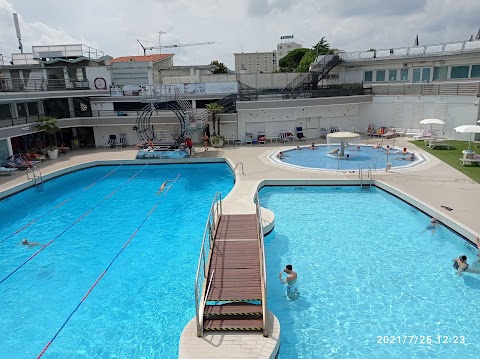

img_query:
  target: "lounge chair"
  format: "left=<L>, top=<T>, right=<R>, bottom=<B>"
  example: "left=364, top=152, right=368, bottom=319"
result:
left=257, top=132, right=266, bottom=145
left=116, top=137, right=127, bottom=148
left=382, top=128, right=396, bottom=139
left=0, top=166, right=18, bottom=175
left=405, top=129, right=423, bottom=138
left=103, top=138, right=116, bottom=149
left=245, top=132, right=253, bottom=145
left=279, top=131, right=290, bottom=143
left=296, top=127, right=306, bottom=141
left=413, top=130, right=434, bottom=140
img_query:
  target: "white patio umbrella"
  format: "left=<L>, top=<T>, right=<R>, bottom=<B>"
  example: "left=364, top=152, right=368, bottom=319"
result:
left=454, top=125, right=480, bottom=149
left=420, top=118, right=446, bottom=132
left=326, top=132, right=360, bottom=156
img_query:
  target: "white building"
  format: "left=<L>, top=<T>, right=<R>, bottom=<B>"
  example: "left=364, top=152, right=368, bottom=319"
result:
left=276, top=35, right=302, bottom=70
left=234, top=51, right=277, bottom=74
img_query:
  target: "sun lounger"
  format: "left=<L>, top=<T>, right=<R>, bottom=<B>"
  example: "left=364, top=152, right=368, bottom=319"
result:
left=406, top=129, right=423, bottom=137
left=427, top=139, right=450, bottom=149
left=459, top=158, right=480, bottom=166
left=0, top=167, right=18, bottom=175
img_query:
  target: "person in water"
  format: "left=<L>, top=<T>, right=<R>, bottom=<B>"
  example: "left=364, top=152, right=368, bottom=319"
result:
left=277, top=151, right=283, bottom=159
left=21, top=238, right=42, bottom=248
left=310, top=142, right=316, bottom=150
left=373, top=143, right=382, bottom=149
left=279, top=264, right=298, bottom=294
left=475, top=237, right=480, bottom=261
left=423, top=217, right=438, bottom=234
left=452, top=255, right=480, bottom=275
left=156, top=180, right=174, bottom=195
left=329, top=148, right=339, bottom=155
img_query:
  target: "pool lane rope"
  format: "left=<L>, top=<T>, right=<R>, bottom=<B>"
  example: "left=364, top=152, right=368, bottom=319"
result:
left=0, top=164, right=148, bottom=285
left=37, top=173, right=181, bottom=358
left=0, top=164, right=124, bottom=244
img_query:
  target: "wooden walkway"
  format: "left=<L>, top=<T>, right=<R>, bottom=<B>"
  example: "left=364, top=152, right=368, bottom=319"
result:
left=202, top=214, right=265, bottom=333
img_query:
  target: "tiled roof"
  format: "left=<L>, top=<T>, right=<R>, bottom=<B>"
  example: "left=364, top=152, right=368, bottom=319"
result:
left=110, top=54, right=173, bottom=63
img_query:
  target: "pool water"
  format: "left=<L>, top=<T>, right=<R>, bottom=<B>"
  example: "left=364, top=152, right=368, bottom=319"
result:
left=277, top=145, right=421, bottom=170
left=260, top=186, right=479, bottom=358
left=0, top=164, right=234, bottom=358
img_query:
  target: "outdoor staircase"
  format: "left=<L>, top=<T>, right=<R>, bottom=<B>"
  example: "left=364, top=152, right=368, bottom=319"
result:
left=195, top=193, right=268, bottom=337
left=25, top=70, right=45, bottom=91
left=136, top=85, right=209, bottom=146
left=281, top=54, right=341, bottom=98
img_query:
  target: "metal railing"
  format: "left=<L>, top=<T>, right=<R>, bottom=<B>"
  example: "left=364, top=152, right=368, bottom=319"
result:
left=359, top=166, right=373, bottom=187
left=340, top=39, right=480, bottom=61
left=195, top=192, right=223, bottom=337
left=0, top=110, right=93, bottom=129
left=27, top=166, right=43, bottom=186
left=233, top=162, right=244, bottom=175
left=254, top=191, right=269, bottom=337
left=368, top=82, right=480, bottom=96
left=0, top=78, right=91, bottom=92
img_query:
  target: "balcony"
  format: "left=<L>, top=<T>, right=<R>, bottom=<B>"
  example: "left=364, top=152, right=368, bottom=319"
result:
left=0, top=78, right=91, bottom=92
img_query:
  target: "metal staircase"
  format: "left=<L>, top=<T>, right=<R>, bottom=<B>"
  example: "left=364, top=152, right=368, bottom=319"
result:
left=137, top=85, right=208, bottom=147
left=281, top=54, right=341, bottom=98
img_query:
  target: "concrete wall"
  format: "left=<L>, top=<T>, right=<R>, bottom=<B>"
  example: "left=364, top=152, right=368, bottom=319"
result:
left=85, top=66, right=112, bottom=89
left=357, top=95, right=480, bottom=139
left=237, top=103, right=360, bottom=139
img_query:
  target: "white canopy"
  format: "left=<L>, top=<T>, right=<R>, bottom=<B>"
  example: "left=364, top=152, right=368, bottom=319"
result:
left=454, top=125, right=480, bottom=149
left=326, top=132, right=360, bottom=140
left=420, top=118, right=446, bottom=125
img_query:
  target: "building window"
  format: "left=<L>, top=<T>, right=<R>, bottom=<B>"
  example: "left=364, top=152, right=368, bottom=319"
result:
left=287, top=45, right=292, bottom=49
left=471, top=65, right=480, bottom=78
left=388, top=69, right=397, bottom=81
left=279, top=45, right=282, bottom=49
left=376, top=70, right=385, bottom=82
left=364, top=71, right=373, bottom=82
left=400, top=68, right=408, bottom=81
left=412, top=68, right=421, bottom=83
left=451, top=65, right=469, bottom=79
left=433, top=66, right=448, bottom=80
left=422, top=68, right=431, bottom=83
left=0, top=104, right=11, bottom=119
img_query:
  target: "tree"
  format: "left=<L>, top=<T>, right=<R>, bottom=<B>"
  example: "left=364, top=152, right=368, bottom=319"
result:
left=296, top=49, right=316, bottom=72
left=210, top=60, right=228, bottom=74
left=36, top=117, right=59, bottom=149
left=206, top=102, right=224, bottom=136
left=278, top=48, right=311, bottom=72
left=313, top=37, right=333, bottom=56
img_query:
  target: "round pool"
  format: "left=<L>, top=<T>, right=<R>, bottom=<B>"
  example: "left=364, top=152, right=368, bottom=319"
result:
left=274, top=145, right=424, bottom=171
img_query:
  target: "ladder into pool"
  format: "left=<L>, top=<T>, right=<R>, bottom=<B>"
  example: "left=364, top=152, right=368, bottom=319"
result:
left=27, top=166, right=43, bottom=186
left=359, top=166, right=373, bottom=187
left=194, top=192, right=268, bottom=337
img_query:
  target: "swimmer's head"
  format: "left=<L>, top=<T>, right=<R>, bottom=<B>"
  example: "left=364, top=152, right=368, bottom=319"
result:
left=285, top=264, right=293, bottom=271
left=460, top=255, right=467, bottom=261
left=22, top=238, right=28, bottom=244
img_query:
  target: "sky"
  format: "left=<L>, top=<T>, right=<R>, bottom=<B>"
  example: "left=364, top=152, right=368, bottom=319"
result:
left=1, top=0, right=479, bottom=69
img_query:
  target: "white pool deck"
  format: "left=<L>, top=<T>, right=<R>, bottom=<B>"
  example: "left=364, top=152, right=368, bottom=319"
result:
left=1, top=136, right=480, bottom=358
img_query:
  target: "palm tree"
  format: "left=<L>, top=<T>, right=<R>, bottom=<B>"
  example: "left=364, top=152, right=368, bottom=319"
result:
left=36, top=116, right=60, bottom=149
left=206, top=102, right=224, bottom=136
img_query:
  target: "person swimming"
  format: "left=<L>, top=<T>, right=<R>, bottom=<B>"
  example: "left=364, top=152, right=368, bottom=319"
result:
left=156, top=180, right=174, bottom=195
left=20, top=238, right=42, bottom=248
left=329, top=148, right=339, bottom=155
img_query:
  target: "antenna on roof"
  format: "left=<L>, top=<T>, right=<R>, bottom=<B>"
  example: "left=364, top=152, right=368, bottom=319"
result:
left=413, top=34, right=419, bottom=47
left=12, top=13, right=23, bottom=54
left=476, top=28, right=480, bottom=40
left=470, top=34, right=474, bottom=41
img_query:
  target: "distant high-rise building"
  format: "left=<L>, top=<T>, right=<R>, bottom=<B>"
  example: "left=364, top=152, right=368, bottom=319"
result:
left=276, top=35, right=302, bottom=70
left=234, top=51, right=277, bottom=74
left=234, top=35, right=302, bottom=74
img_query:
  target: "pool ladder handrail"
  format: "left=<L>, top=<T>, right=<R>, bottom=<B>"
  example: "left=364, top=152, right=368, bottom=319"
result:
left=195, top=192, right=223, bottom=337
left=358, top=166, right=373, bottom=187
left=233, top=161, right=245, bottom=175
left=27, top=166, right=43, bottom=186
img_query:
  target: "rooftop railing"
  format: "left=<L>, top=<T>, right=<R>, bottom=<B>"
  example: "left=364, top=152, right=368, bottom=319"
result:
left=0, top=78, right=91, bottom=92
left=32, top=44, right=104, bottom=60
left=368, top=82, right=480, bottom=96
left=341, top=40, right=480, bottom=61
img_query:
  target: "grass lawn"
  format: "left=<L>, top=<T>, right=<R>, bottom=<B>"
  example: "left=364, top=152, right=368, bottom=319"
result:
left=412, top=140, right=480, bottom=183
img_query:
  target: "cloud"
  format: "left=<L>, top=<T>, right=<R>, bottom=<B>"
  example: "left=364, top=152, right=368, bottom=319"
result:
left=1, top=0, right=479, bottom=70
left=246, top=0, right=295, bottom=17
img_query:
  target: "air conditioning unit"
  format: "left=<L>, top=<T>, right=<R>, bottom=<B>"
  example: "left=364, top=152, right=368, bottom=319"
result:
left=403, top=63, right=409, bottom=67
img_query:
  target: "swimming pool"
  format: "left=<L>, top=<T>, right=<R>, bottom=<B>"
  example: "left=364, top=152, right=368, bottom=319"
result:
left=260, top=186, right=479, bottom=358
left=275, top=145, right=423, bottom=171
left=0, top=164, right=234, bottom=358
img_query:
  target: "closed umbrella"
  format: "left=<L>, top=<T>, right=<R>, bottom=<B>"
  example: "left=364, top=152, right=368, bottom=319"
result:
left=454, top=125, right=480, bottom=149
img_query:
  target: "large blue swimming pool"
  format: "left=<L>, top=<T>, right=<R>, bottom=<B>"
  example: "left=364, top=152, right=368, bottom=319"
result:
left=260, top=186, right=479, bottom=358
left=0, top=164, right=234, bottom=358
left=276, top=145, right=423, bottom=171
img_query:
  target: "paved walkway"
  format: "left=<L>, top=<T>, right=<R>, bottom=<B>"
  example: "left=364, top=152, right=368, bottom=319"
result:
left=2, top=137, right=480, bottom=358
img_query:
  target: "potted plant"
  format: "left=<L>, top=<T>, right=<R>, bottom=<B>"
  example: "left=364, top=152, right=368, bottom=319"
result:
left=206, top=102, right=224, bottom=147
left=36, top=116, right=60, bottom=159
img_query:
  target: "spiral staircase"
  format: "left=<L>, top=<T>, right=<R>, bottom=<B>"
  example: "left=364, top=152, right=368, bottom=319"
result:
left=137, top=85, right=208, bottom=147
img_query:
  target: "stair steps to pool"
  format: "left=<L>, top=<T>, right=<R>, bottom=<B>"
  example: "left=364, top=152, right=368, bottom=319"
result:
left=195, top=193, right=268, bottom=336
